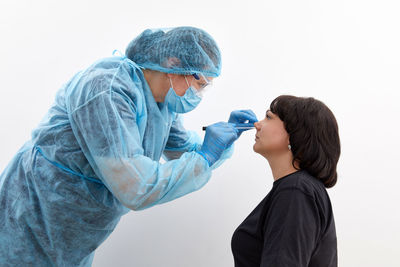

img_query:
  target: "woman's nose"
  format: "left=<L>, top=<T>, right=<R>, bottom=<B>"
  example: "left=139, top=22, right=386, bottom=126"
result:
left=254, top=121, right=260, bottom=130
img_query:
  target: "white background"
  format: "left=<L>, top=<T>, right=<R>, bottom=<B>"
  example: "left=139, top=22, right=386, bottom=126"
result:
left=1, top=0, right=399, bottom=266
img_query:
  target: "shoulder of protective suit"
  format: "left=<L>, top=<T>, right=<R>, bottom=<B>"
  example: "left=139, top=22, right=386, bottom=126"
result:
left=65, top=57, right=145, bottom=112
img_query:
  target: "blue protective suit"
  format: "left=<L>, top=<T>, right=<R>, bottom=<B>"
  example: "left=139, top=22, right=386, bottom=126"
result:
left=0, top=56, right=231, bottom=266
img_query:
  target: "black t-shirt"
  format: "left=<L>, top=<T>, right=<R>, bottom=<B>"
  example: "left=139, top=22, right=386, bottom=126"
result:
left=231, top=170, right=337, bottom=267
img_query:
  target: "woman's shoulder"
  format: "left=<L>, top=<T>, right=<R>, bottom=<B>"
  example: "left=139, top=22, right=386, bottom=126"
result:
left=275, top=170, right=327, bottom=198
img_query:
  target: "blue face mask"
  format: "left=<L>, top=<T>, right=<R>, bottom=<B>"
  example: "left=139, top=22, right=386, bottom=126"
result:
left=165, top=77, right=202, bottom=113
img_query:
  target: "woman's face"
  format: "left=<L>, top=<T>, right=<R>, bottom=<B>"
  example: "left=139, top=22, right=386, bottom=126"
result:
left=253, top=110, right=290, bottom=157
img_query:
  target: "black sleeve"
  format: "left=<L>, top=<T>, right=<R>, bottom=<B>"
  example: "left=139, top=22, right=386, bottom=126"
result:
left=261, top=188, right=320, bottom=267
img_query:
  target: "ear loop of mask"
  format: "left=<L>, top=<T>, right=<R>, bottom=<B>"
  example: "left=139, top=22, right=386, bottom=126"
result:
left=184, top=76, right=190, bottom=87
left=168, top=76, right=189, bottom=91
left=169, top=77, right=174, bottom=89
left=168, top=75, right=204, bottom=98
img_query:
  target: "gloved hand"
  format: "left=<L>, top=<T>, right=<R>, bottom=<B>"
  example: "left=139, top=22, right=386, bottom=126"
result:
left=228, top=109, right=258, bottom=136
left=198, top=122, right=239, bottom=166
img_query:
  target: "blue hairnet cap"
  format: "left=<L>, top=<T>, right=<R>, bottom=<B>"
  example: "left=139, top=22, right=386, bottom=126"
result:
left=125, top=26, right=221, bottom=77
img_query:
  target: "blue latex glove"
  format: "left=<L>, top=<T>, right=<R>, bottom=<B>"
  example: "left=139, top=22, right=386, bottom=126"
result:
left=198, top=122, right=239, bottom=166
left=228, top=109, right=258, bottom=136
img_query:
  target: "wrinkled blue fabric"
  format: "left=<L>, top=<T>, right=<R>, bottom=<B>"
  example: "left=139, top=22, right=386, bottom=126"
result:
left=165, top=84, right=202, bottom=113
left=125, top=26, right=221, bottom=77
left=0, top=56, right=232, bottom=266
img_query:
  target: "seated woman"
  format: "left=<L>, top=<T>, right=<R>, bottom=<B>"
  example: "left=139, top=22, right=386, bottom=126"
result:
left=231, top=95, right=340, bottom=267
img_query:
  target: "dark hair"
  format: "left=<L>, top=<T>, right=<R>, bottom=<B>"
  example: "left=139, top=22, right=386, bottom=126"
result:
left=270, top=95, right=341, bottom=188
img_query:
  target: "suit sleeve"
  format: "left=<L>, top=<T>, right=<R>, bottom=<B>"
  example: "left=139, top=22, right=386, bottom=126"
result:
left=69, top=89, right=214, bottom=211
left=163, top=114, right=234, bottom=169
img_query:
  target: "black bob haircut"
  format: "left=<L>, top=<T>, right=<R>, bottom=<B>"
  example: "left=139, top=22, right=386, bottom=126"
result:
left=270, top=95, right=341, bottom=188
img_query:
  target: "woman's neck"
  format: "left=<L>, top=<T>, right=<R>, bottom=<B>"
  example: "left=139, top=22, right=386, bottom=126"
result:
left=266, top=152, right=299, bottom=181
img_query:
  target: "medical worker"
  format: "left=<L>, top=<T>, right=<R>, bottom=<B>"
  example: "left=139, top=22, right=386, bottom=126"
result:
left=0, top=26, right=257, bottom=266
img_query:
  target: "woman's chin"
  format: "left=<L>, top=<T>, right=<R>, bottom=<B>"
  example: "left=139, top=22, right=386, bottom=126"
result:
left=253, top=143, right=258, bottom=153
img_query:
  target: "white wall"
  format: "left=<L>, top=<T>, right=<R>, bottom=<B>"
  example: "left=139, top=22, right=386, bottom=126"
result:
left=1, top=0, right=399, bottom=266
